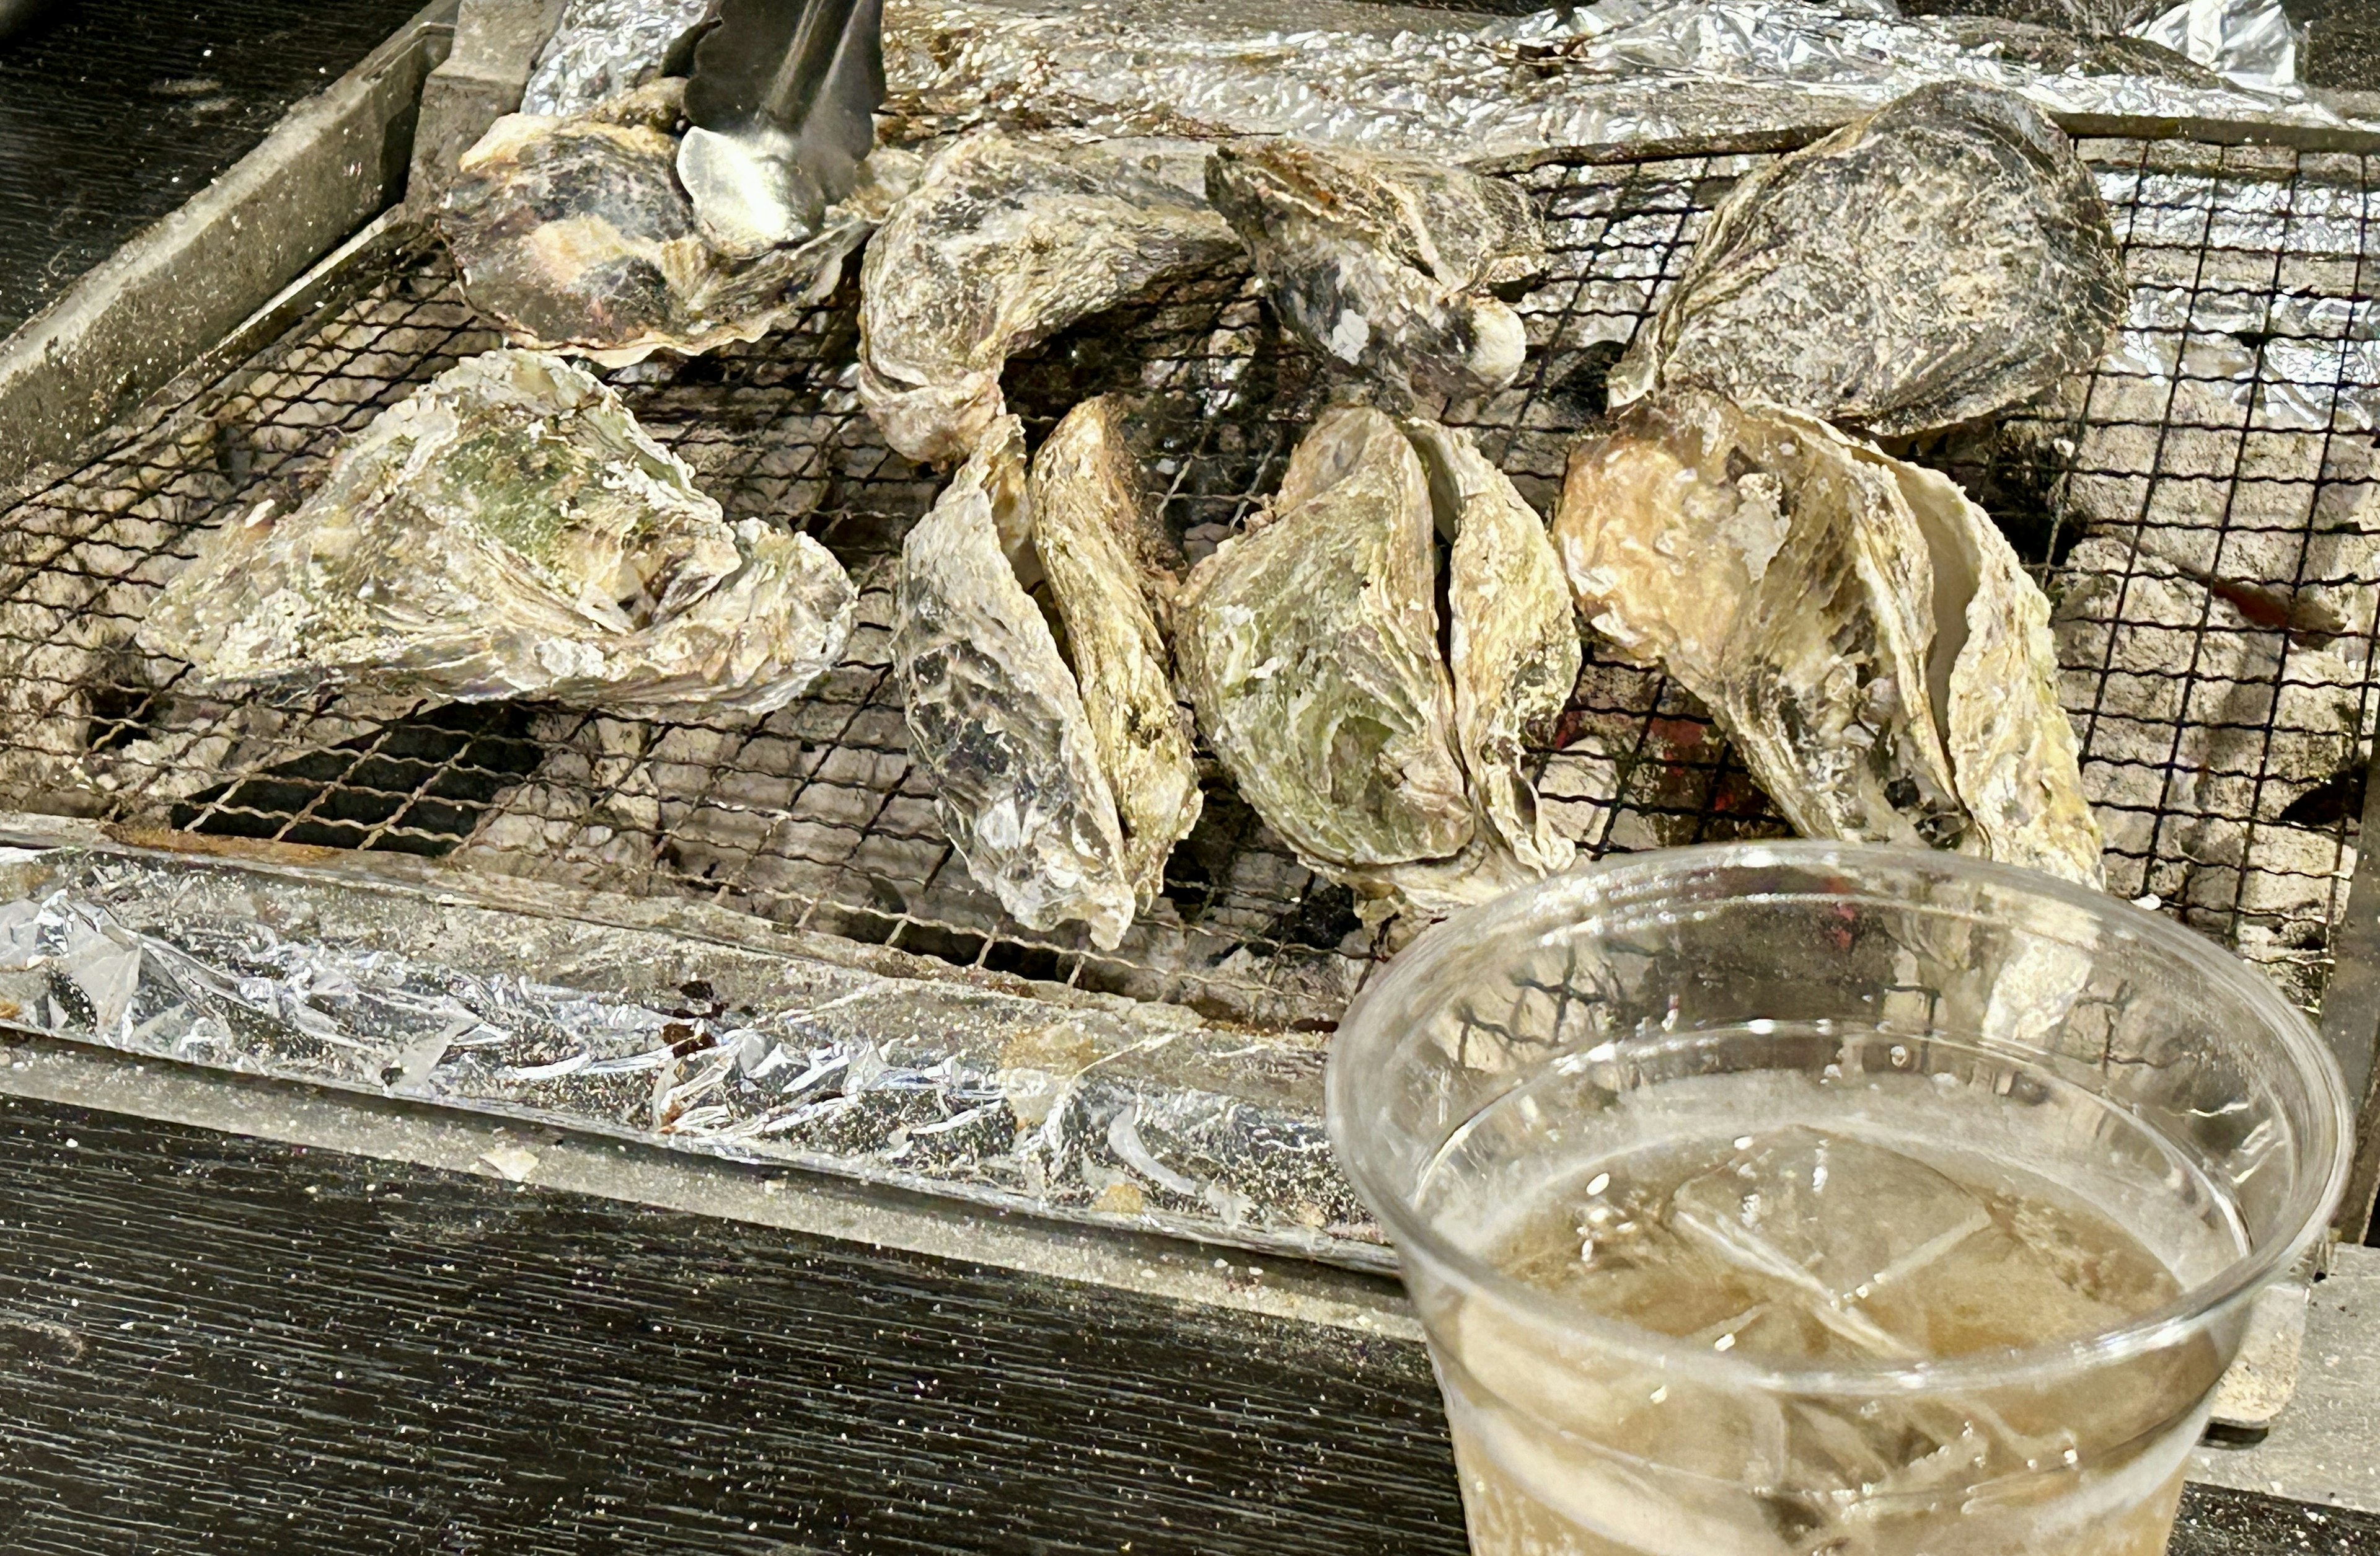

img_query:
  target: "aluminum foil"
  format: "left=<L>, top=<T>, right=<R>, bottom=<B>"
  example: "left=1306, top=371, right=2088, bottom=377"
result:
left=2096, top=164, right=2380, bottom=435
left=521, top=0, right=713, bottom=116
left=0, top=840, right=1384, bottom=1267
left=2131, top=0, right=2296, bottom=95
left=2110, top=286, right=2380, bottom=433
left=885, top=0, right=2342, bottom=153
left=524, top=0, right=2335, bottom=157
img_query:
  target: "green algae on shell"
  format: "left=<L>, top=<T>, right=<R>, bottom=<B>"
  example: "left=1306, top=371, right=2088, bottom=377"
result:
left=141, top=348, right=855, bottom=713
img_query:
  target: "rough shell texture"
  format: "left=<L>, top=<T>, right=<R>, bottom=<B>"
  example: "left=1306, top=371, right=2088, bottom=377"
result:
left=1840, top=433, right=2102, bottom=884
left=441, top=79, right=915, bottom=368
left=858, top=129, right=1242, bottom=467
left=1924, top=15, right=2228, bottom=86
left=1026, top=397, right=1201, bottom=913
left=1608, top=82, right=2125, bottom=438
left=1207, top=138, right=1545, bottom=408
left=1176, top=405, right=1471, bottom=882
left=894, top=416, right=1135, bottom=948
left=1898, top=0, right=2162, bottom=38
left=1406, top=420, right=1580, bottom=879
left=140, top=349, right=857, bottom=713
left=1555, top=391, right=2101, bottom=886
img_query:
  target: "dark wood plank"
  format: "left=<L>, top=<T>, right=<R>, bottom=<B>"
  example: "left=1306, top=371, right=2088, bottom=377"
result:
left=0, top=1091, right=2373, bottom=1554
left=0, top=0, right=429, bottom=337
left=2175, top=1487, right=2380, bottom=1555
left=0, top=1094, right=1463, bottom=1555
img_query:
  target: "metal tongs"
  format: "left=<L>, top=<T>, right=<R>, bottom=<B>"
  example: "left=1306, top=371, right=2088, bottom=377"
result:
left=677, top=0, right=888, bottom=260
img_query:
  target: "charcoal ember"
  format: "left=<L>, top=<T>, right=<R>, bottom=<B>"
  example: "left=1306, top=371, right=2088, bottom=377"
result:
left=1206, top=138, right=1545, bottom=409
left=1610, top=83, right=2126, bottom=438
left=2051, top=534, right=2367, bottom=998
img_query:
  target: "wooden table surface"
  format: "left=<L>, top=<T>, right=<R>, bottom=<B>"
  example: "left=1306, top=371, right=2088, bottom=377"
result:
left=0, top=0, right=428, bottom=339
left=0, top=1076, right=2373, bottom=1555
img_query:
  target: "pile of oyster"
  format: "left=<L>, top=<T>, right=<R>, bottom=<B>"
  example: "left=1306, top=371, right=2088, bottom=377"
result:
left=886, top=81, right=2122, bottom=945
left=1567, top=82, right=2123, bottom=888
left=880, top=135, right=1583, bottom=943
left=138, top=71, right=2130, bottom=953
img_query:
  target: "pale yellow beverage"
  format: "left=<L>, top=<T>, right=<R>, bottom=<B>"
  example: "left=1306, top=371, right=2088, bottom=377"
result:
left=1328, top=847, right=2350, bottom=1556
left=1422, top=1094, right=2229, bottom=1556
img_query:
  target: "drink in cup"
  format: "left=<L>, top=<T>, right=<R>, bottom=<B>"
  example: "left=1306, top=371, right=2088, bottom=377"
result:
left=1328, top=843, right=2351, bottom=1556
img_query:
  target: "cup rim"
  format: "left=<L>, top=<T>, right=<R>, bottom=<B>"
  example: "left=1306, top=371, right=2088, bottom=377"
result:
left=1326, top=839, right=2356, bottom=1397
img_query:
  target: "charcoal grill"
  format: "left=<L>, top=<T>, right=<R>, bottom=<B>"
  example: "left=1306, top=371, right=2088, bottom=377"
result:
left=2, top=122, right=2379, bottom=1239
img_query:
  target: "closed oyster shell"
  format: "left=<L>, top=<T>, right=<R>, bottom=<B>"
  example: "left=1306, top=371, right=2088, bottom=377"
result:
left=441, top=78, right=916, bottom=368
left=894, top=416, right=1135, bottom=947
left=860, top=130, right=1242, bottom=467
left=1839, top=433, right=2102, bottom=884
left=1609, top=83, right=2125, bottom=438
left=1176, top=405, right=1471, bottom=881
left=1026, top=396, right=1201, bottom=912
left=1207, top=139, right=1546, bottom=407
left=1555, top=391, right=2100, bottom=886
left=1406, top=420, right=1580, bottom=878
left=141, top=349, right=857, bottom=713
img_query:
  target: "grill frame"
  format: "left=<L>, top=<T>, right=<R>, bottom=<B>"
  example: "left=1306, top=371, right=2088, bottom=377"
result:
left=1, top=122, right=2378, bottom=1225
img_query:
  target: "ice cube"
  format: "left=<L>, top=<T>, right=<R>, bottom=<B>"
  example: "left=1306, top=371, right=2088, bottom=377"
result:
left=1447, top=1300, right=1801, bottom=1554
left=1860, top=1198, right=2146, bottom=1360
left=1668, top=1127, right=1994, bottom=1359
left=1670, top=1126, right=2170, bottom=1359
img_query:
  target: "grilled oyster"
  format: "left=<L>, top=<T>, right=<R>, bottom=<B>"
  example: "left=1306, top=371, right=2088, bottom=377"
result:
left=1205, top=139, right=1546, bottom=408
left=141, top=349, right=857, bottom=712
left=441, top=77, right=915, bottom=368
left=894, top=416, right=1136, bottom=948
left=1556, top=391, right=2100, bottom=886
left=1176, top=405, right=1473, bottom=888
left=1609, top=83, right=2125, bottom=437
left=858, top=129, right=1241, bottom=467
left=1406, top=420, right=1580, bottom=878
left=1027, top=397, right=1201, bottom=912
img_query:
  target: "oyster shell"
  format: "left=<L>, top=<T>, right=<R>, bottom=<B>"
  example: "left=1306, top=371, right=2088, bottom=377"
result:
left=1026, top=396, right=1202, bottom=912
left=441, top=78, right=917, bottom=368
left=1405, top=420, right=1580, bottom=878
left=1555, top=391, right=2101, bottom=886
left=1176, top=405, right=1473, bottom=884
left=858, top=129, right=1241, bottom=467
left=1205, top=139, right=1546, bottom=407
left=894, top=416, right=1136, bottom=947
left=1609, top=83, right=2126, bottom=438
left=141, top=349, right=857, bottom=713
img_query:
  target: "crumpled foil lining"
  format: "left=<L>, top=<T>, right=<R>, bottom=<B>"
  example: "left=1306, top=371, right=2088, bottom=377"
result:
left=525, top=0, right=2337, bottom=159
left=2097, top=164, right=2380, bottom=434
left=521, top=0, right=713, bottom=116
left=0, top=842, right=1383, bottom=1266
left=2135, top=0, right=2296, bottom=96
left=2112, top=288, right=2380, bottom=433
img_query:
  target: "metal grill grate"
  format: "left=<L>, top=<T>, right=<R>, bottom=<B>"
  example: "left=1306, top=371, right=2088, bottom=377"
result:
left=0, top=134, right=2374, bottom=1030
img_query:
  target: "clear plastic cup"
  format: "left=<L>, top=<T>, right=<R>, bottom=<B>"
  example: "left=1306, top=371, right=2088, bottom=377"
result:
left=1328, top=842, right=2353, bottom=1556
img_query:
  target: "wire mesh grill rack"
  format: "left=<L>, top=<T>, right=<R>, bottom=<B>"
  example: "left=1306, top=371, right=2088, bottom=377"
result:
left=0, top=132, right=2373, bottom=1032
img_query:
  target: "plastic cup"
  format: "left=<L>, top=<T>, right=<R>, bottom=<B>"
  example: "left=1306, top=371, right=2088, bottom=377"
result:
left=1327, top=842, right=2352, bottom=1556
